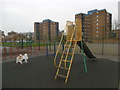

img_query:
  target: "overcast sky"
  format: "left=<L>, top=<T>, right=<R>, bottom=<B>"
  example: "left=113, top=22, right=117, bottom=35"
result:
left=0, top=0, right=119, bottom=35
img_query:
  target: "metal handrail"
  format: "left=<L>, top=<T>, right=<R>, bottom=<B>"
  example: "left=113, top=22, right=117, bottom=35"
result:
left=54, top=32, right=64, bottom=67
left=64, top=24, right=76, bottom=68
left=54, top=21, right=75, bottom=67
left=54, top=21, right=69, bottom=67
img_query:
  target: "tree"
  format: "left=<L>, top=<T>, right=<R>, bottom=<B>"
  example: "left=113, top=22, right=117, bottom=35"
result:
left=112, top=19, right=118, bottom=30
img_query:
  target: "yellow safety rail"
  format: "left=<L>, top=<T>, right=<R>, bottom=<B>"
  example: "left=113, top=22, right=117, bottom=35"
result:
left=65, top=40, right=77, bottom=83
left=63, top=25, right=76, bottom=68
left=53, top=32, right=64, bottom=67
left=54, top=21, right=68, bottom=67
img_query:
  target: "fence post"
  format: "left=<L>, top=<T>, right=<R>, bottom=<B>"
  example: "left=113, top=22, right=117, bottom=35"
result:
left=30, top=46, right=32, bottom=55
left=46, top=43, right=48, bottom=56
left=17, top=48, right=19, bottom=56
left=10, top=47, right=12, bottom=59
left=34, top=47, right=36, bottom=55
left=30, top=41, right=32, bottom=56
left=54, top=42, right=56, bottom=56
left=4, top=47, right=6, bottom=60
left=39, top=42, right=40, bottom=55
left=38, top=40, right=40, bottom=50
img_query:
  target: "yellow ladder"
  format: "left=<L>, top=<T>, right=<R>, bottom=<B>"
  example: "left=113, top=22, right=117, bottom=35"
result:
left=54, top=21, right=77, bottom=83
left=54, top=20, right=88, bottom=83
left=54, top=40, right=77, bottom=83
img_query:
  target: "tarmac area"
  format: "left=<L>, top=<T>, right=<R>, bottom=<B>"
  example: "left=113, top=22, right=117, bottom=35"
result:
left=2, top=54, right=119, bottom=88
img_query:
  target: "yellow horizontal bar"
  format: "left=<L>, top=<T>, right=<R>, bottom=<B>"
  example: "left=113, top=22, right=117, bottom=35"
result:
left=61, top=60, right=71, bottom=62
left=65, top=46, right=75, bottom=48
left=63, top=52, right=72, bottom=55
left=67, top=40, right=78, bottom=41
left=57, top=74, right=67, bottom=78
left=56, top=66, right=69, bottom=70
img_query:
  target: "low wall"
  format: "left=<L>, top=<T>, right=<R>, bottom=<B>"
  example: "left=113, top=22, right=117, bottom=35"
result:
left=92, top=39, right=119, bottom=44
left=82, top=44, right=118, bottom=56
left=55, top=44, right=119, bottom=56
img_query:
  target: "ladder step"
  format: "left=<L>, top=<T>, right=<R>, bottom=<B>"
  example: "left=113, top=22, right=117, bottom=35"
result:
left=57, top=74, right=67, bottom=78
left=67, top=40, right=77, bottom=42
left=65, top=46, right=75, bottom=48
left=63, top=52, right=72, bottom=55
left=61, top=60, right=71, bottom=62
left=57, top=66, right=69, bottom=70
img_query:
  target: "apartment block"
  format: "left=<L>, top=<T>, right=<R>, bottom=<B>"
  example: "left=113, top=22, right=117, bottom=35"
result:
left=34, top=19, right=59, bottom=42
left=8, top=31, right=18, bottom=36
left=34, top=22, right=40, bottom=41
left=75, top=9, right=112, bottom=42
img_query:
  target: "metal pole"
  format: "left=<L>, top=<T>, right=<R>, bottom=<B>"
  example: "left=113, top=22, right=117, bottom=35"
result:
left=21, top=34, right=24, bottom=49
left=81, top=40, right=87, bottom=73
left=21, top=38, right=23, bottom=49
left=49, top=41, right=51, bottom=51
left=10, top=47, right=12, bottom=59
left=30, top=40, right=32, bottom=55
left=10, top=38, right=12, bottom=47
left=46, top=42, right=48, bottom=56
left=38, top=39, right=40, bottom=50
left=62, top=43, right=64, bottom=52
left=54, top=42, right=56, bottom=56
left=102, top=14, right=106, bottom=55
left=4, top=47, right=6, bottom=60
left=102, top=26, right=104, bottom=55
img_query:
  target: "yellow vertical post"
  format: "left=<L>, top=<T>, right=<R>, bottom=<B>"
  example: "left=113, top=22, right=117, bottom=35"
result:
left=75, top=18, right=82, bottom=41
left=66, top=25, right=74, bottom=41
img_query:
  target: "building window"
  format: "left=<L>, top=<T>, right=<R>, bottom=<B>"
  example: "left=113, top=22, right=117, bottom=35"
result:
left=97, top=15, right=98, bottom=18
left=96, top=27, right=98, bottom=29
left=97, top=19, right=98, bottom=21
left=96, top=35, right=98, bottom=37
left=96, top=31, right=98, bottom=33
left=96, top=23, right=98, bottom=26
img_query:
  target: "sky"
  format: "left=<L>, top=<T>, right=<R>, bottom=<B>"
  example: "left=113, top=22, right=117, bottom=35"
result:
left=0, top=0, right=119, bottom=35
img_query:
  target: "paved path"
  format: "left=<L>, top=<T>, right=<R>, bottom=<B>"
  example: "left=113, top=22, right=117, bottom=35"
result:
left=2, top=54, right=119, bottom=88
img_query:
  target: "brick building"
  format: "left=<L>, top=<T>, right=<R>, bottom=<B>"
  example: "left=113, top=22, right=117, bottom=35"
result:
left=0, top=30, right=5, bottom=43
left=112, top=29, right=120, bottom=39
left=34, top=19, right=59, bottom=42
left=75, top=9, right=112, bottom=42
left=34, top=22, right=41, bottom=41
left=8, top=31, right=18, bottom=36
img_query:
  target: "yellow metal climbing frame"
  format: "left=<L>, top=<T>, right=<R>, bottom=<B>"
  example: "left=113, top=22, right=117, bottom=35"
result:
left=54, top=19, right=82, bottom=83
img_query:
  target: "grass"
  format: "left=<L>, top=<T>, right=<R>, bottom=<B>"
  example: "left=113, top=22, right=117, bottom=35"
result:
left=2, top=42, right=59, bottom=48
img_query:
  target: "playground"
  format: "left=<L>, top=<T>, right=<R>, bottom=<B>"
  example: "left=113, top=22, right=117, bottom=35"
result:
left=2, top=18, right=119, bottom=88
left=2, top=54, right=118, bottom=88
